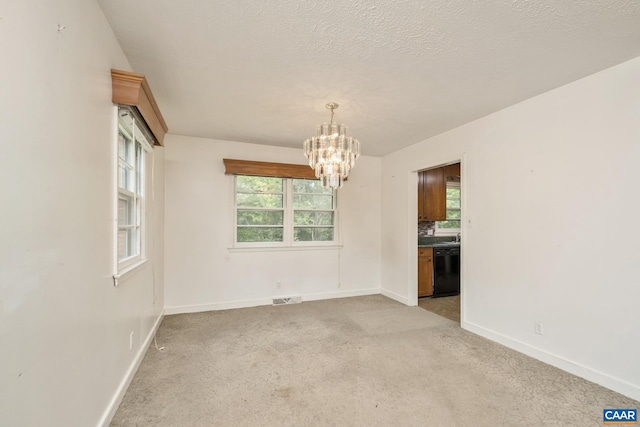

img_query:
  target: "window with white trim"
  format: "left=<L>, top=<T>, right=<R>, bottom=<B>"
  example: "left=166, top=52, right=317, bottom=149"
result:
left=117, top=107, right=152, bottom=269
left=234, top=175, right=337, bottom=246
left=435, top=181, right=461, bottom=234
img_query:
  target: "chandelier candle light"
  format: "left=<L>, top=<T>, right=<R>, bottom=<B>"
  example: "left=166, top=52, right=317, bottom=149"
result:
left=303, top=102, right=361, bottom=189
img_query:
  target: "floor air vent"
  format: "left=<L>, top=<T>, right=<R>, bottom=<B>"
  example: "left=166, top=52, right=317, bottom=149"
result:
left=272, top=296, right=302, bottom=306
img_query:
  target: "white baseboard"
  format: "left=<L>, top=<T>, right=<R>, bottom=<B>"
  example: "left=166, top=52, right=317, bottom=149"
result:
left=98, top=311, right=165, bottom=427
left=164, top=297, right=273, bottom=314
left=463, top=320, right=640, bottom=402
left=380, top=288, right=409, bottom=305
left=303, top=288, right=379, bottom=302
left=164, top=288, right=381, bottom=315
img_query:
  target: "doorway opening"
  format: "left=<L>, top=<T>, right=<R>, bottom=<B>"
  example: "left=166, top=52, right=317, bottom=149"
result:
left=416, top=162, right=461, bottom=324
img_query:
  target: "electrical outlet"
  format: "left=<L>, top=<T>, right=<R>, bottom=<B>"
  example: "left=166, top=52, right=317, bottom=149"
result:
left=276, top=281, right=282, bottom=289
left=129, top=331, right=134, bottom=349
left=534, top=322, right=544, bottom=335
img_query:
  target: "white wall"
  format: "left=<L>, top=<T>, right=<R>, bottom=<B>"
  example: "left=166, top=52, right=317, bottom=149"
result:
left=164, top=135, right=381, bottom=313
left=381, top=56, right=640, bottom=400
left=0, top=1, right=164, bottom=425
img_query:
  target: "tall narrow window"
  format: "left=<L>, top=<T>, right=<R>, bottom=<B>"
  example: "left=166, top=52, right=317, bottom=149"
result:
left=117, top=107, right=152, bottom=269
left=435, top=182, right=461, bottom=233
left=292, top=179, right=335, bottom=242
left=236, top=176, right=285, bottom=243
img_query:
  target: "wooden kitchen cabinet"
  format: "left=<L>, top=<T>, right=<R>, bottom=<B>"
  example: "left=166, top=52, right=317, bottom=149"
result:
left=444, top=163, right=460, bottom=180
left=418, top=163, right=459, bottom=222
left=418, top=171, right=426, bottom=220
left=418, top=169, right=444, bottom=221
left=418, top=247, right=434, bottom=297
left=424, top=167, right=446, bottom=221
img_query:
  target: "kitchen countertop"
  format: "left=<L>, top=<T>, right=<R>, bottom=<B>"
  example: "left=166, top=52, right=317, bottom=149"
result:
left=418, top=236, right=460, bottom=248
left=418, top=242, right=460, bottom=248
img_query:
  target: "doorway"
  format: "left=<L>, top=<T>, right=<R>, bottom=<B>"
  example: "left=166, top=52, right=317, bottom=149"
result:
left=416, top=162, right=461, bottom=324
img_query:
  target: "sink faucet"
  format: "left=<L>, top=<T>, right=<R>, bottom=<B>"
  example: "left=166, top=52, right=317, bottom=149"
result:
left=455, top=233, right=461, bottom=243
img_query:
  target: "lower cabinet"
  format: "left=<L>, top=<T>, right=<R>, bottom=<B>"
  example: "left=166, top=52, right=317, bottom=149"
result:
left=418, top=247, right=434, bottom=297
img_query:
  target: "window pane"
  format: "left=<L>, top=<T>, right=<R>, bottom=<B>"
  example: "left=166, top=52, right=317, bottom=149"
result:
left=136, top=144, right=143, bottom=194
left=447, top=198, right=461, bottom=209
left=118, top=195, right=134, bottom=226
left=236, top=176, right=283, bottom=193
left=438, top=220, right=460, bottom=229
left=118, top=131, right=134, bottom=164
left=118, top=162, right=135, bottom=191
left=118, top=132, right=126, bottom=160
left=436, top=182, right=461, bottom=231
left=446, top=188, right=460, bottom=198
left=294, top=227, right=334, bottom=242
left=237, top=227, right=284, bottom=242
left=117, top=228, right=139, bottom=259
left=118, top=230, right=127, bottom=260
left=128, top=228, right=139, bottom=257
left=294, top=211, right=334, bottom=226
left=237, top=193, right=283, bottom=208
left=237, top=210, right=283, bottom=226
left=446, top=209, right=461, bottom=219
left=118, top=163, right=126, bottom=188
left=293, top=194, right=333, bottom=210
left=293, top=179, right=331, bottom=194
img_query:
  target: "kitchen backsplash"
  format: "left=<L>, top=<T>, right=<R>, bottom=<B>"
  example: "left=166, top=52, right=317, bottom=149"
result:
left=418, top=221, right=436, bottom=237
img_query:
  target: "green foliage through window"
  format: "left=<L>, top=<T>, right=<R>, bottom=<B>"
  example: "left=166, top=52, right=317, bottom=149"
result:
left=235, top=176, right=336, bottom=245
left=294, top=211, right=334, bottom=226
left=294, top=227, right=334, bottom=241
left=236, top=176, right=282, bottom=193
left=436, top=184, right=461, bottom=231
left=237, top=227, right=284, bottom=243
left=237, top=210, right=284, bottom=226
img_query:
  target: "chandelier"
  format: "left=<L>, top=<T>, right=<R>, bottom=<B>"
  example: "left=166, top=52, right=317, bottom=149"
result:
left=303, top=102, right=361, bottom=189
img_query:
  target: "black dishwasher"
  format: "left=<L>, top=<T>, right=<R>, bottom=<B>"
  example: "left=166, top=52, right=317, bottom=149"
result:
left=433, top=246, right=460, bottom=297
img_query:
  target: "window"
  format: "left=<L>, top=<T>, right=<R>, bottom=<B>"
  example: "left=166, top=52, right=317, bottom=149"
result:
left=436, top=182, right=461, bottom=233
left=235, top=176, right=337, bottom=246
left=236, top=176, right=285, bottom=243
left=117, top=107, right=153, bottom=269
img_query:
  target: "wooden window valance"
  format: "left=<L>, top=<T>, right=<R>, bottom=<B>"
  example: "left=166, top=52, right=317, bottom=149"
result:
left=223, top=159, right=317, bottom=179
left=111, top=69, right=168, bottom=146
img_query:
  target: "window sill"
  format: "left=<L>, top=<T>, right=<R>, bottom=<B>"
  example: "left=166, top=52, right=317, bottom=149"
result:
left=113, top=259, right=149, bottom=287
left=228, top=245, right=343, bottom=253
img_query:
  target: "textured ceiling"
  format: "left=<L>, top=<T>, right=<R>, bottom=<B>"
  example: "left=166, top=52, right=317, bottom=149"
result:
left=98, top=0, right=640, bottom=156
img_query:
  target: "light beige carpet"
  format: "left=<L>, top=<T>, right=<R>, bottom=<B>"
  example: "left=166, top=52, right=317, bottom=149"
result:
left=111, top=295, right=637, bottom=426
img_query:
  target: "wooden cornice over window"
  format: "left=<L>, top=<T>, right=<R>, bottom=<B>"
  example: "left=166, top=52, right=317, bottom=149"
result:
left=223, top=159, right=317, bottom=180
left=111, top=69, right=168, bottom=146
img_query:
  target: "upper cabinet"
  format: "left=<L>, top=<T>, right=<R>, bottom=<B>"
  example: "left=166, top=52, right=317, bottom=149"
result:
left=444, top=163, right=460, bottom=180
left=418, top=163, right=460, bottom=222
left=418, top=171, right=425, bottom=220
left=424, top=167, right=446, bottom=221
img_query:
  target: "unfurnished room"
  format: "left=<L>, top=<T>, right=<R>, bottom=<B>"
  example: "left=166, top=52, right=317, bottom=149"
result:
left=1, top=1, right=640, bottom=426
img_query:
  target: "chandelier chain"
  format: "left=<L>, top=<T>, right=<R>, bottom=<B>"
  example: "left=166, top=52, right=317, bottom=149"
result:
left=326, top=102, right=338, bottom=124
